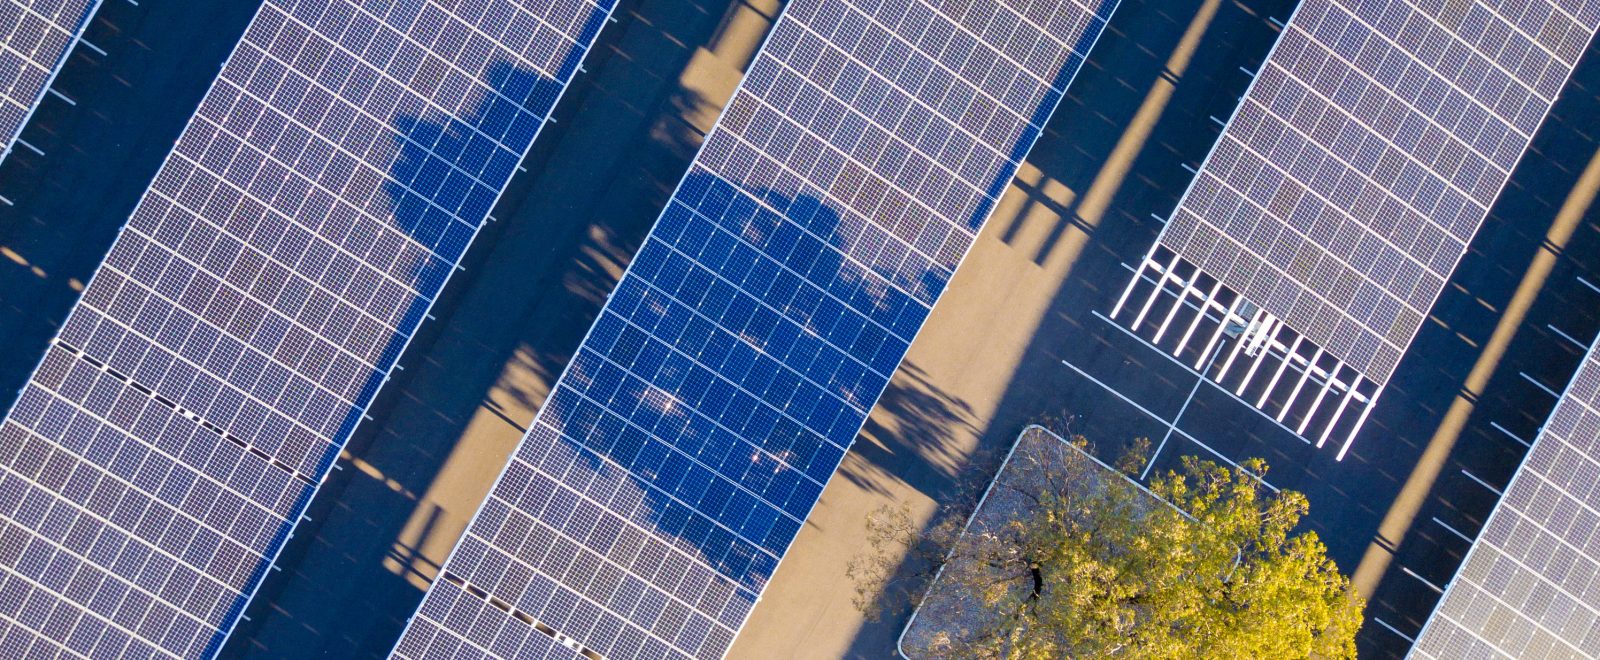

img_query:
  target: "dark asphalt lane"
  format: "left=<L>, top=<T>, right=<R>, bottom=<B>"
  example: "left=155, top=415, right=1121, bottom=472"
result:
left=3, top=1, right=1600, bottom=658
left=0, top=1, right=261, bottom=407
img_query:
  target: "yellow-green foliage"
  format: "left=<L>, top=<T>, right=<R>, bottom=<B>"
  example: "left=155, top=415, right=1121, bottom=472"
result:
left=863, top=435, right=1363, bottom=660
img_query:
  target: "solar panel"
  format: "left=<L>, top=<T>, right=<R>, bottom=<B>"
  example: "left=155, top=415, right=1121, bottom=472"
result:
left=1412, top=333, right=1600, bottom=657
left=0, top=0, right=100, bottom=163
left=1111, top=0, right=1600, bottom=456
left=0, top=0, right=614, bottom=656
left=392, top=0, right=1118, bottom=658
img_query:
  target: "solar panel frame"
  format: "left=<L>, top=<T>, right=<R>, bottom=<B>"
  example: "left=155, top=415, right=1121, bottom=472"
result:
left=392, top=0, right=1123, bottom=658
left=1411, top=333, right=1600, bottom=657
left=1146, top=0, right=1600, bottom=388
left=0, top=0, right=619, bottom=656
left=209, top=0, right=622, bottom=649
left=0, top=0, right=101, bottom=164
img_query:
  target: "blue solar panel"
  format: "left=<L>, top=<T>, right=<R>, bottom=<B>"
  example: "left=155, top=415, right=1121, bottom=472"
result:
left=0, top=0, right=614, bottom=656
left=394, top=1, right=1118, bottom=658
left=0, top=0, right=99, bottom=163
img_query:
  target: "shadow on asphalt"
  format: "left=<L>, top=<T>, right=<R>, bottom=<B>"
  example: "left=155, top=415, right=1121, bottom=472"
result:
left=225, top=1, right=762, bottom=657
left=839, top=2, right=1600, bottom=659
left=834, top=0, right=1296, bottom=654
left=0, top=1, right=261, bottom=407
left=11, top=0, right=1600, bottom=658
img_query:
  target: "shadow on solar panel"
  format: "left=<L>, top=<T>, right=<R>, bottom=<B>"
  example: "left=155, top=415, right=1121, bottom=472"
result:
left=546, top=173, right=905, bottom=574
left=213, top=59, right=600, bottom=660
left=203, top=61, right=574, bottom=655
left=206, top=61, right=595, bottom=660
left=0, top=0, right=625, bottom=653
left=399, top=165, right=968, bottom=656
left=393, top=0, right=1131, bottom=653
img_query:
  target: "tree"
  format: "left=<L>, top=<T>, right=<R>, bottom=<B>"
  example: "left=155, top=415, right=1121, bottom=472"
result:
left=851, top=427, right=1363, bottom=659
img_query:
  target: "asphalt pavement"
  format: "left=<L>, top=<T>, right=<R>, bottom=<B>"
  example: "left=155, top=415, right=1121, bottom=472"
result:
left=4, top=1, right=1600, bottom=659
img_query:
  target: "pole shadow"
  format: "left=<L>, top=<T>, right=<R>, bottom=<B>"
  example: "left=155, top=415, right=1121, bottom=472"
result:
left=224, top=1, right=762, bottom=656
left=216, top=2, right=611, bottom=655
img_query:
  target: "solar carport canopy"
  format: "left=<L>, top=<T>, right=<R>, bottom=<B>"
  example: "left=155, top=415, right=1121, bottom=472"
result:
left=0, top=0, right=100, bottom=162
left=393, top=0, right=1120, bottom=658
left=0, top=0, right=613, bottom=656
left=1156, top=0, right=1599, bottom=385
left=1413, top=334, right=1600, bottom=657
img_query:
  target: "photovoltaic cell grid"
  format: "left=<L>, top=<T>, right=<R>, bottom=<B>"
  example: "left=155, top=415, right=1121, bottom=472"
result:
left=0, top=0, right=98, bottom=162
left=0, top=0, right=612, bottom=657
left=393, top=0, right=1116, bottom=658
left=1412, top=335, right=1600, bottom=658
left=1156, top=0, right=1600, bottom=385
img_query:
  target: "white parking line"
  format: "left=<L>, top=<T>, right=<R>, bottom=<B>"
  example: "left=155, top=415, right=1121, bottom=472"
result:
left=1144, top=346, right=1223, bottom=481
left=1489, top=421, right=1532, bottom=448
left=1402, top=566, right=1446, bottom=594
left=1461, top=469, right=1503, bottom=495
left=1547, top=323, right=1588, bottom=349
left=1372, top=617, right=1416, bottom=643
left=1092, top=310, right=1314, bottom=445
left=1520, top=371, right=1560, bottom=397
left=1057, top=357, right=1278, bottom=492
left=1431, top=516, right=1474, bottom=543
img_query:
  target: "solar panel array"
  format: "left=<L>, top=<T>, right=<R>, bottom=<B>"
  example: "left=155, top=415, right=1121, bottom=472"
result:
left=1156, top=0, right=1600, bottom=385
left=0, top=0, right=613, bottom=656
left=0, top=0, right=99, bottom=162
left=1412, top=334, right=1600, bottom=657
left=393, top=0, right=1117, bottom=658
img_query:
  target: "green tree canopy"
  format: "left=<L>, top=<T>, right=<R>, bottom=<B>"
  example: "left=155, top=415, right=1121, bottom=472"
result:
left=853, top=428, right=1363, bottom=659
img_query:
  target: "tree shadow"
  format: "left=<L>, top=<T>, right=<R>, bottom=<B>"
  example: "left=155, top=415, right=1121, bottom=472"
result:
left=833, top=0, right=1303, bottom=654
left=404, top=161, right=949, bottom=656
left=224, top=1, right=761, bottom=657
left=219, top=2, right=610, bottom=656
left=842, top=363, right=977, bottom=500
